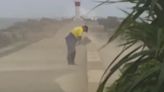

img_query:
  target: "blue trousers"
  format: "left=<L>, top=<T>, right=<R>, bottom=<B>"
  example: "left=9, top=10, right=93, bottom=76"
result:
left=65, top=33, right=77, bottom=65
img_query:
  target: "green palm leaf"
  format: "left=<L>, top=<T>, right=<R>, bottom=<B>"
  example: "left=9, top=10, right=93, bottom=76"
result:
left=95, top=0, right=164, bottom=92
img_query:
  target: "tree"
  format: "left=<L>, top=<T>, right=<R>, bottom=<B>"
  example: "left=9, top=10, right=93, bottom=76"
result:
left=96, top=0, right=164, bottom=92
left=97, top=16, right=121, bottom=30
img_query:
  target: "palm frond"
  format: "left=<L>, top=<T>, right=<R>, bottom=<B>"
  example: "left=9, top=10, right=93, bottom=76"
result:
left=107, top=0, right=151, bottom=44
left=153, top=62, right=164, bottom=92
left=86, top=0, right=110, bottom=16
left=126, top=65, right=160, bottom=92
left=100, top=41, right=137, bottom=82
left=97, top=45, right=144, bottom=92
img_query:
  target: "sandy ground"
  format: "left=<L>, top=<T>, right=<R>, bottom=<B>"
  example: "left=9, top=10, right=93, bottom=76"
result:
left=0, top=21, right=88, bottom=92
left=87, top=22, right=142, bottom=86
left=0, top=21, right=132, bottom=92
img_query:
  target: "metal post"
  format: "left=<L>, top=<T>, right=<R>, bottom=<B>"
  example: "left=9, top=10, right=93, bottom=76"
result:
left=74, top=0, right=81, bottom=20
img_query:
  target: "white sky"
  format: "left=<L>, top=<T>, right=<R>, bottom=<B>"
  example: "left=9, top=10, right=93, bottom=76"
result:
left=0, top=0, right=134, bottom=18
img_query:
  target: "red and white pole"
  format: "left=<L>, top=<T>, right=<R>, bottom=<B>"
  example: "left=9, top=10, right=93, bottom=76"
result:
left=74, top=0, right=80, bottom=19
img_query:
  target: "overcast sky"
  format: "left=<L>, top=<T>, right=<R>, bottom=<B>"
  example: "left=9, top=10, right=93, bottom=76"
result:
left=0, top=0, right=133, bottom=18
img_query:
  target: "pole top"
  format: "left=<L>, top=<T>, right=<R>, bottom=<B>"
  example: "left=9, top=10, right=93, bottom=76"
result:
left=74, top=0, right=80, bottom=2
left=75, top=0, right=80, bottom=6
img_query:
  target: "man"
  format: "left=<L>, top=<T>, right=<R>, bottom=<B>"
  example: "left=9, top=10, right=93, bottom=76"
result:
left=65, top=25, right=88, bottom=65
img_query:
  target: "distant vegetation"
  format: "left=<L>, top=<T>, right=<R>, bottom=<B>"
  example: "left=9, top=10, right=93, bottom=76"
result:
left=0, top=18, right=26, bottom=29
left=97, top=16, right=121, bottom=31
left=0, top=18, right=69, bottom=48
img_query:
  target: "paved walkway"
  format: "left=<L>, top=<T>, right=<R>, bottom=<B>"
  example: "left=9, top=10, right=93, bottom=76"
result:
left=0, top=21, right=111, bottom=92
left=86, top=41, right=104, bottom=92
left=0, top=22, right=88, bottom=92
